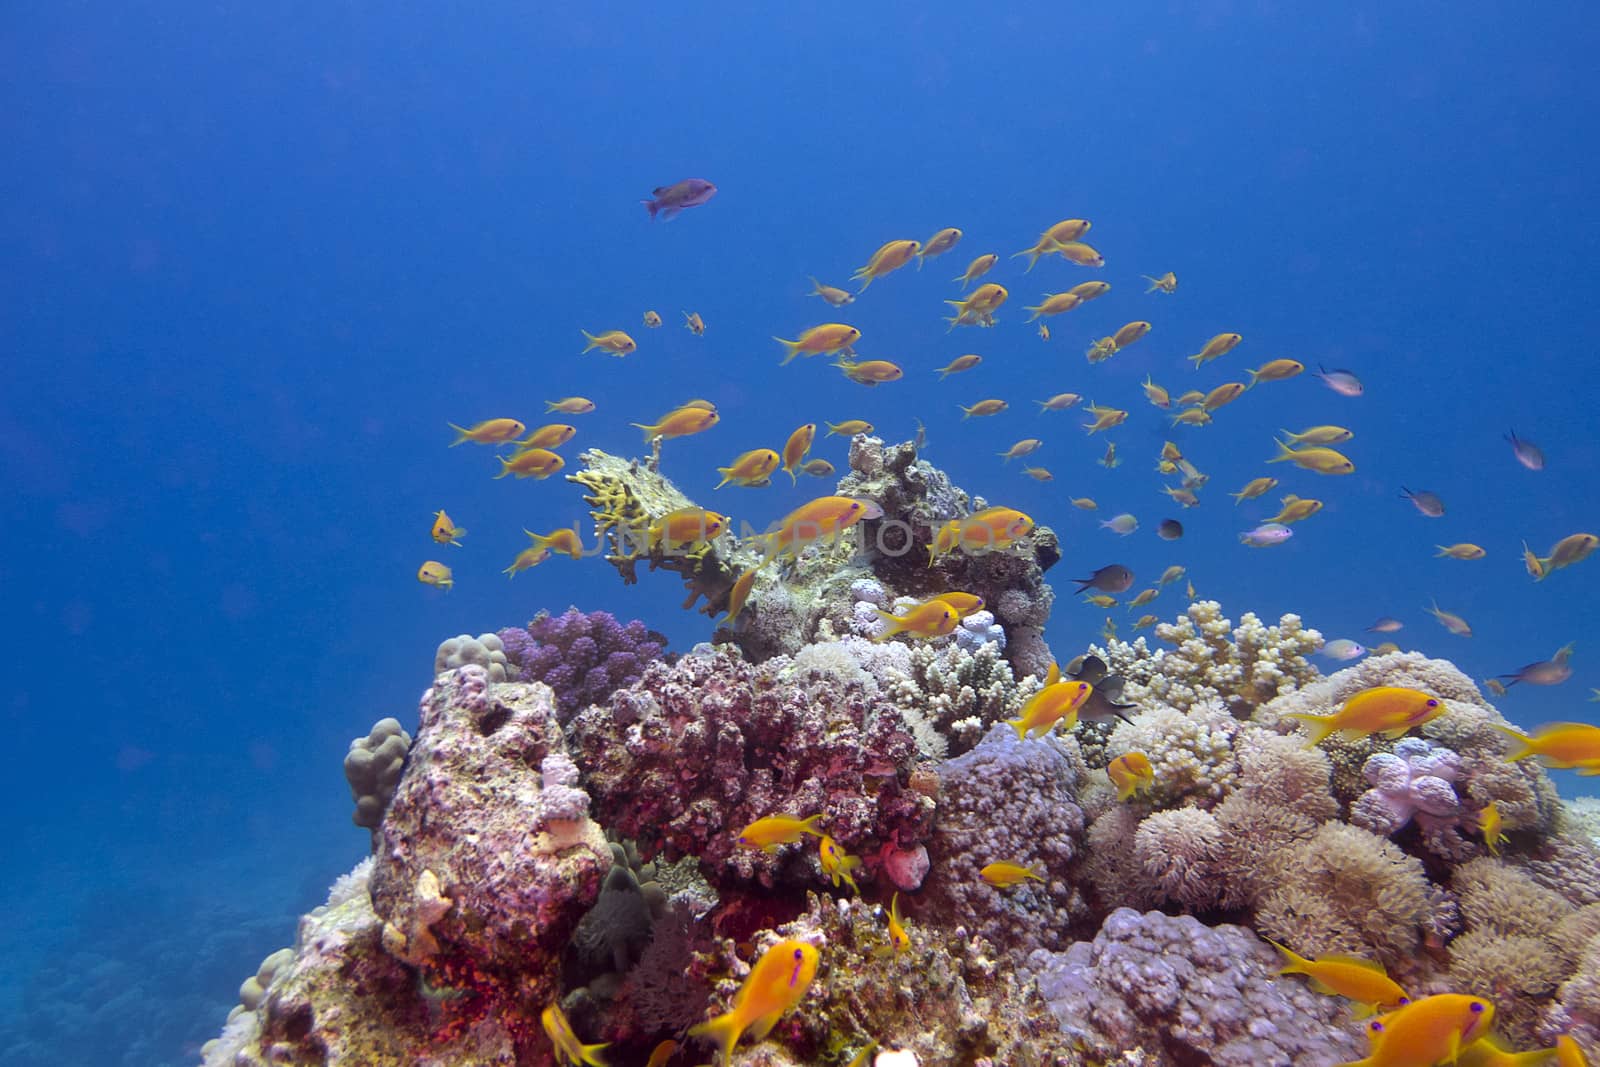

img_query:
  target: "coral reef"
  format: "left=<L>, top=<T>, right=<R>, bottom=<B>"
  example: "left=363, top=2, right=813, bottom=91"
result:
left=433, top=632, right=509, bottom=682
left=1027, top=908, right=1367, bottom=1066
left=342, top=717, right=411, bottom=847
left=370, top=666, right=612, bottom=1044
left=570, top=646, right=934, bottom=889
left=499, top=606, right=668, bottom=720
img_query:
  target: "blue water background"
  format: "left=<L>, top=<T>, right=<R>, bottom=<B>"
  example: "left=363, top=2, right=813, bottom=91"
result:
left=2, top=3, right=1596, bottom=1063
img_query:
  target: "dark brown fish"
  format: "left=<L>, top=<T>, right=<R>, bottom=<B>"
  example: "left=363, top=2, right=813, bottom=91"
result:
left=1074, top=565, right=1134, bottom=594
left=1497, top=644, right=1574, bottom=687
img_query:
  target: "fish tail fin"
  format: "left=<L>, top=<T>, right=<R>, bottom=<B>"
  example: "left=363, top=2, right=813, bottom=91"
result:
left=773, top=337, right=802, bottom=365
left=1280, top=712, right=1337, bottom=749
left=914, top=252, right=925, bottom=270
left=642, top=198, right=659, bottom=219
left=798, top=813, right=825, bottom=836
left=1264, top=938, right=1309, bottom=976
left=807, top=275, right=821, bottom=294
left=1005, top=716, right=1030, bottom=741
left=688, top=1011, right=743, bottom=1067
left=1143, top=276, right=1160, bottom=292
left=872, top=610, right=905, bottom=641
left=714, top=469, right=732, bottom=490
left=1268, top=439, right=1298, bottom=463
left=446, top=422, right=471, bottom=446
left=784, top=465, right=797, bottom=485
left=580, top=330, right=601, bottom=353
left=493, top=457, right=512, bottom=479
left=1489, top=722, right=1537, bottom=761
left=630, top=422, right=660, bottom=442
left=1245, top=369, right=1260, bottom=390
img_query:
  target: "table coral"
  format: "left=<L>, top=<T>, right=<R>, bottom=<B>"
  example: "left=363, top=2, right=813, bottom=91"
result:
left=569, top=647, right=933, bottom=888
left=369, top=666, right=613, bottom=1042
left=922, top=723, right=1090, bottom=958
left=499, top=606, right=667, bottom=720
left=1026, top=908, right=1367, bottom=1066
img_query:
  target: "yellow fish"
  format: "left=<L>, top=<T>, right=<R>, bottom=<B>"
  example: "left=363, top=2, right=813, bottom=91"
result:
left=737, top=813, right=823, bottom=852
left=1476, top=802, right=1506, bottom=856
left=1200, top=382, right=1248, bottom=412
left=1283, top=686, right=1444, bottom=748
left=945, top=283, right=1009, bottom=328
left=1267, top=494, right=1323, bottom=524
left=875, top=599, right=958, bottom=641
left=632, top=405, right=720, bottom=442
left=495, top=448, right=565, bottom=480
left=1024, top=292, right=1082, bottom=321
left=643, top=310, right=663, bottom=328
left=1127, top=588, right=1159, bottom=609
left=716, top=448, right=781, bottom=489
left=646, top=508, right=727, bottom=553
left=645, top=1039, right=676, bottom=1067
left=961, top=398, right=1009, bottom=419
left=780, top=424, right=816, bottom=483
left=1083, top=594, right=1116, bottom=608
left=1071, top=497, right=1097, bottom=510
left=1068, top=280, right=1111, bottom=302
left=1038, top=322, right=1050, bottom=341
left=825, top=419, right=874, bottom=437
left=999, top=438, right=1043, bottom=462
left=931, top=591, right=985, bottom=617
left=1337, top=993, right=1493, bottom=1067
left=916, top=226, right=962, bottom=265
left=1246, top=359, right=1304, bottom=387
left=1112, top=321, right=1152, bottom=349
left=524, top=525, right=585, bottom=560
left=1533, top=532, right=1599, bottom=578
left=886, top=891, right=911, bottom=954
left=1036, top=392, right=1082, bottom=412
left=1460, top=1034, right=1565, bottom=1066
left=818, top=834, right=861, bottom=893
left=1175, top=390, right=1206, bottom=406
left=416, top=560, right=453, bottom=590
left=1141, top=376, right=1172, bottom=408
left=1006, top=681, right=1093, bottom=739
left=835, top=357, right=904, bottom=385
left=1132, top=614, right=1158, bottom=631
left=545, top=397, right=596, bottom=414
left=1523, top=541, right=1547, bottom=580
left=1557, top=1035, right=1590, bottom=1067
left=800, top=458, right=834, bottom=478
left=980, top=861, right=1044, bottom=888
left=1160, top=565, right=1186, bottom=585
left=759, top=496, right=881, bottom=561
left=1280, top=425, right=1354, bottom=446
left=724, top=567, right=758, bottom=622
left=853, top=238, right=920, bottom=291
left=1107, top=752, right=1154, bottom=801
left=448, top=417, right=525, bottom=446
left=1143, top=271, right=1177, bottom=293
left=1268, top=440, right=1356, bottom=474
left=502, top=546, right=551, bottom=578
left=1170, top=409, right=1213, bottom=427
left=1188, top=332, right=1242, bottom=368
left=1427, top=599, right=1473, bottom=637
left=1052, top=240, right=1104, bottom=267
left=1083, top=405, right=1128, bottom=434
left=1437, top=543, right=1487, bottom=560
left=1230, top=477, right=1279, bottom=504
left=541, top=1002, right=609, bottom=1066
left=1266, top=940, right=1407, bottom=1018
left=935, top=354, right=982, bottom=378
left=683, top=311, right=706, bottom=335
left=518, top=424, right=578, bottom=450
left=774, top=323, right=861, bottom=366
left=1022, top=466, right=1053, bottom=482
left=953, top=252, right=998, bottom=290
left=580, top=329, right=637, bottom=356
left=1493, top=721, right=1600, bottom=771
left=431, top=510, right=466, bottom=546
left=1085, top=336, right=1119, bottom=364
left=688, top=938, right=820, bottom=1065
left=807, top=276, right=854, bottom=306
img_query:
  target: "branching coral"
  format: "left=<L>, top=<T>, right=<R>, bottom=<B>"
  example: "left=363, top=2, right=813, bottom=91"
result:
left=1106, top=701, right=1244, bottom=808
left=499, top=606, right=667, bottom=720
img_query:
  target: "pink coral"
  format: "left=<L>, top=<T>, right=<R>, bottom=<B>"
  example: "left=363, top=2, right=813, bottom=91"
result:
left=1350, top=738, right=1464, bottom=837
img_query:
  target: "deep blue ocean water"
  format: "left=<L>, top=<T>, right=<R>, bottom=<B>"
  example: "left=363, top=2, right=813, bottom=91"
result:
left=3, top=3, right=1596, bottom=1063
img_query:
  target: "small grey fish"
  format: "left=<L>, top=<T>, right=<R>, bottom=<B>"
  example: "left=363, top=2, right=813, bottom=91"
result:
left=1505, top=429, right=1545, bottom=471
left=1400, top=486, right=1446, bottom=518
left=1315, top=364, right=1364, bottom=397
left=1073, top=565, right=1134, bottom=594
left=1365, top=616, right=1404, bottom=633
left=1426, top=599, right=1472, bottom=637
left=1321, top=638, right=1368, bottom=661
left=1498, top=643, right=1574, bottom=687
left=1240, top=522, right=1293, bottom=547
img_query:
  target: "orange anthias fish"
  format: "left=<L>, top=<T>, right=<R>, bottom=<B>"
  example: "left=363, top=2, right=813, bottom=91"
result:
left=874, top=599, right=958, bottom=642
left=980, top=861, right=1044, bottom=888
left=715, top=448, right=781, bottom=488
left=835, top=357, right=904, bottom=385
left=945, top=283, right=1009, bottom=328
left=953, top=253, right=999, bottom=290
left=631, top=405, right=720, bottom=441
left=1282, top=686, right=1444, bottom=748
left=737, top=813, right=824, bottom=852
left=1460, top=1034, right=1569, bottom=1066
left=818, top=834, right=861, bottom=893
left=931, top=592, right=985, bottom=617
left=448, top=417, right=526, bottom=445
left=852, top=238, right=921, bottom=291
left=780, top=423, right=816, bottom=482
left=723, top=566, right=758, bottom=622
left=1107, top=752, right=1155, bottom=801
left=1188, top=332, right=1242, bottom=368
left=518, top=424, right=578, bottom=450
left=431, top=509, right=466, bottom=546
left=758, top=495, right=883, bottom=562
left=545, top=397, right=596, bottom=414
left=524, top=525, right=585, bottom=560
left=886, top=891, right=911, bottom=954
left=646, top=507, right=728, bottom=553
left=1493, top=721, right=1600, bottom=772
left=916, top=226, right=962, bottom=266
left=541, top=1002, right=609, bottom=1066
left=1006, top=681, right=1093, bottom=739
left=580, top=329, right=638, bottom=356
left=1556, top=1035, right=1590, bottom=1067
left=1266, top=939, right=1408, bottom=1018
left=417, top=560, right=453, bottom=590
left=495, top=448, right=565, bottom=480
left=1337, top=994, right=1494, bottom=1067
left=502, top=545, right=551, bottom=578
left=774, top=323, right=862, bottom=365
left=688, top=938, right=820, bottom=1066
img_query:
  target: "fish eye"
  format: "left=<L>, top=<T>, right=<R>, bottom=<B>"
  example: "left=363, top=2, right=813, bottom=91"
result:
left=1427, top=699, right=1439, bottom=707
left=792, top=948, right=804, bottom=960
left=1370, top=1022, right=1385, bottom=1034
left=1470, top=1001, right=1485, bottom=1013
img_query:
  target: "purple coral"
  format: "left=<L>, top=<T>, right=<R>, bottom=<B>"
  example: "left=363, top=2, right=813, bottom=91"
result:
left=1351, top=737, right=1464, bottom=837
left=500, top=607, right=668, bottom=720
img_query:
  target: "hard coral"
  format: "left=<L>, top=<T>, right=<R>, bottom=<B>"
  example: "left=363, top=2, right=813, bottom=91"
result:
left=1349, top=737, right=1465, bottom=841
left=1027, top=908, right=1366, bottom=1066
left=570, top=647, right=933, bottom=888
left=370, top=667, right=612, bottom=1037
left=343, top=717, right=411, bottom=847
left=499, top=606, right=667, bottom=720
left=923, top=723, right=1090, bottom=958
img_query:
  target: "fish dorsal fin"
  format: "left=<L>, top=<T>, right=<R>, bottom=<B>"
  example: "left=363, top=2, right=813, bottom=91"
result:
left=1319, top=953, right=1387, bottom=974
left=1044, top=660, right=1060, bottom=687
